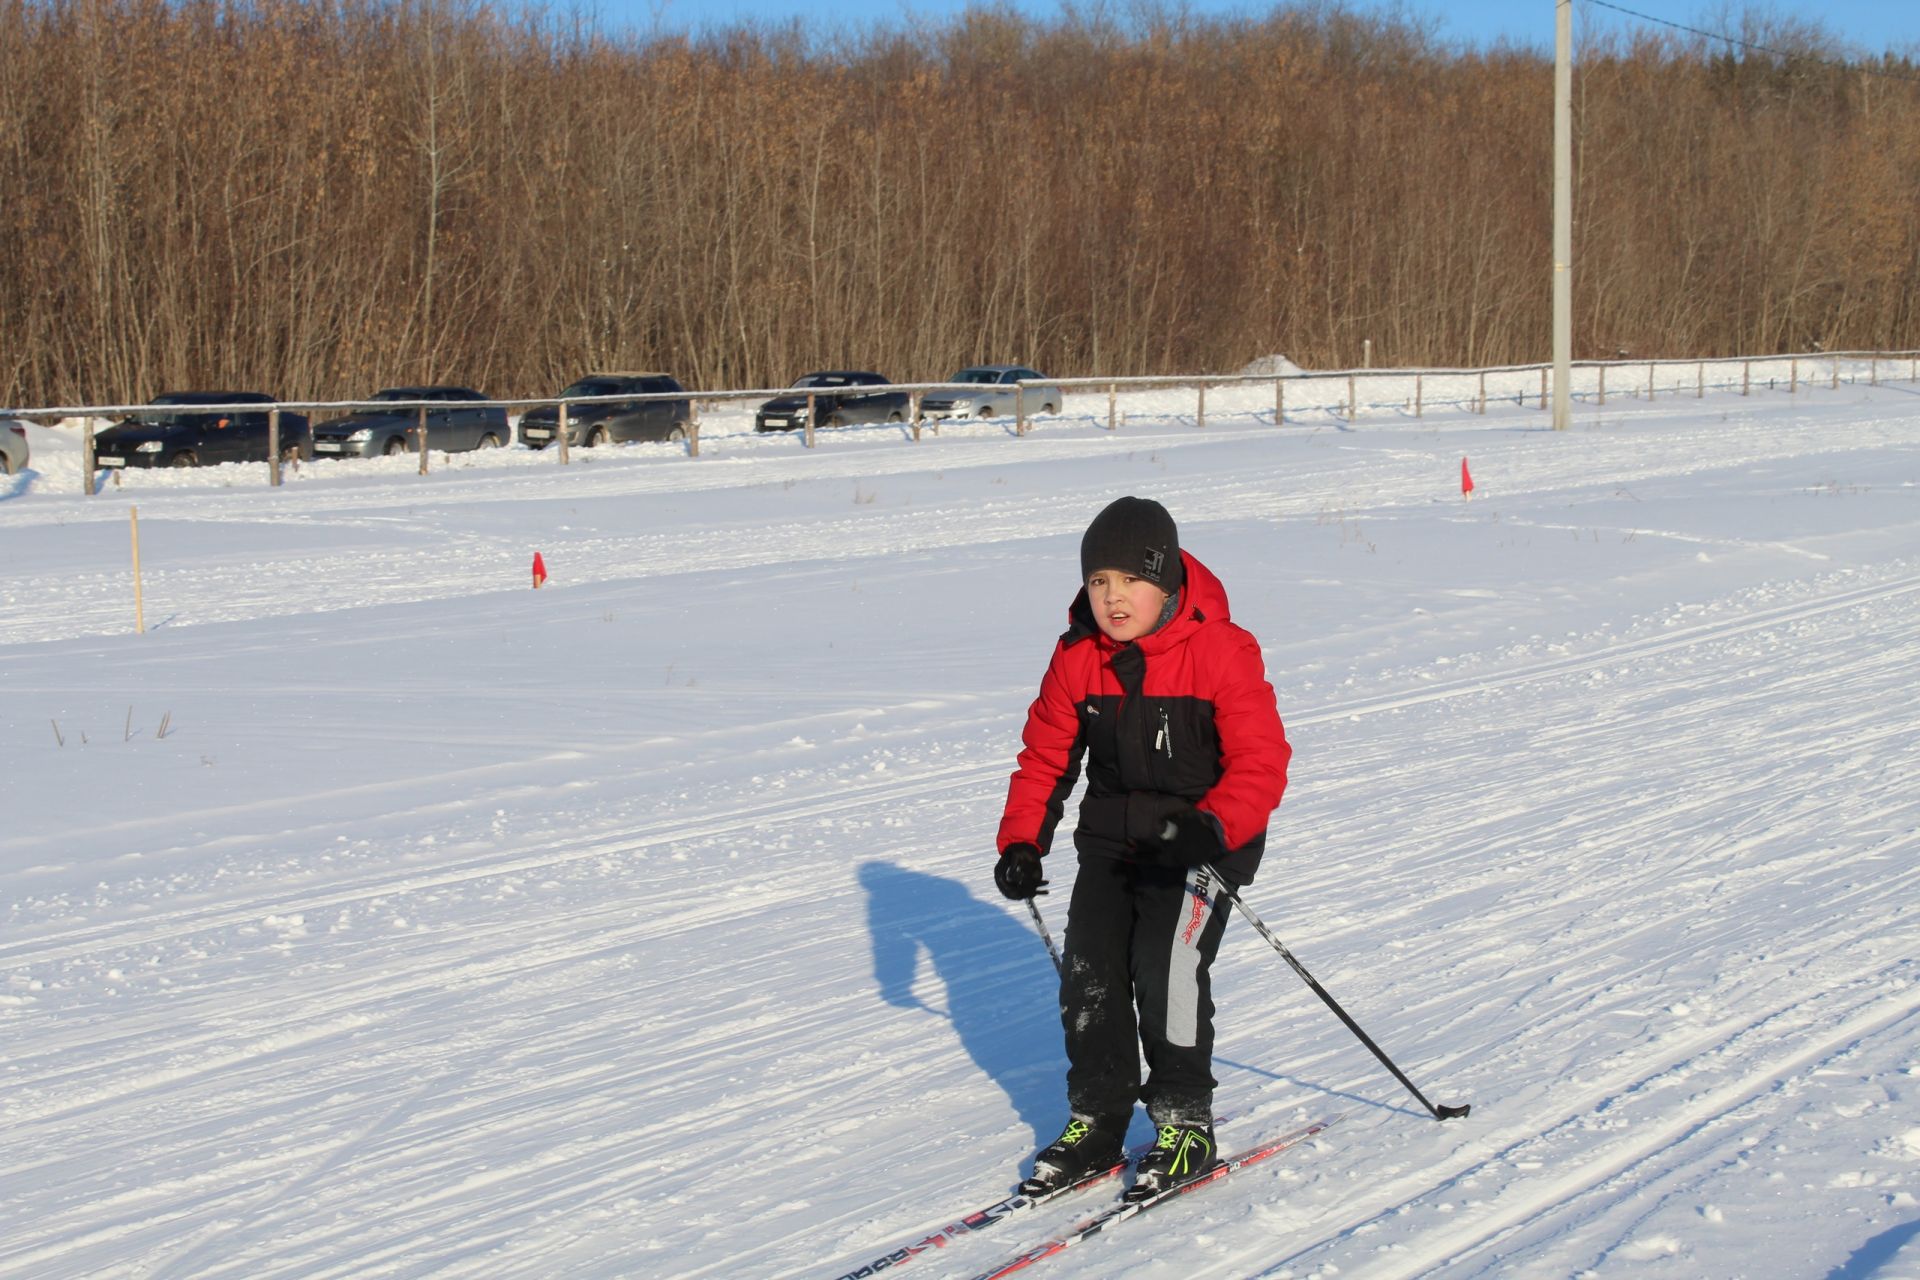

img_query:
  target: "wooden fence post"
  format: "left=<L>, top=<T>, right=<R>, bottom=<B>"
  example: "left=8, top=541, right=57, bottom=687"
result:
left=557, top=401, right=571, bottom=463
left=1830, top=358, right=1840, bottom=390
left=417, top=403, right=429, bottom=475
left=1743, top=361, right=1751, bottom=396
left=1870, top=355, right=1877, bottom=386
left=83, top=421, right=96, bottom=494
left=1414, top=375, right=1422, bottom=418
left=1540, top=367, right=1548, bottom=409
left=1790, top=358, right=1798, bottom=393
left=1348, top=373, right=1357, bottom=421
left=1646, top=361, right=1654, bottom=399
left=1109, top=382, right=1118, bottom=431
left=805, top=393, right=816, bottom=449
left=268, top=408, right=282, bottom=487
left=130, top=505, right=145, bottom=634
left=1196, top=382, right=1206, bottom=428
left=1016, top=383, right=1027, bottom=435
left=1274, top=377, right=1284, bottom=425
left=688, top=419, right=700, bottom=457
left=1697, top=362, right=1704, bottom=398
left=1599, top=365, right=1607, bottom=405
left=1477, top=371, right=1487, bottom=414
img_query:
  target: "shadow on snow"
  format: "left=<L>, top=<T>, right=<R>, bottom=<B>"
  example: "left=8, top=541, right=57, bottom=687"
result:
left=858, top=861, right=1064, bottom=1148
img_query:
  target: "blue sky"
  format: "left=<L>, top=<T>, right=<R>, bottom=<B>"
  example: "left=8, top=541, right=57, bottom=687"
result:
left=608, top=0, right=1919, bottom=56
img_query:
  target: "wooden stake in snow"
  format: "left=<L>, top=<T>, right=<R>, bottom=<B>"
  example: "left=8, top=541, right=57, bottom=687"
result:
left=417, top=403, right=430, bottom=475
left=130, top=505, right=145, bottom=634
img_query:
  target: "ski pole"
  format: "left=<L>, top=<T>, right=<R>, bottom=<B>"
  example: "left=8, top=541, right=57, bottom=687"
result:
left=1219, top=882, right=1470, bottom=1121
left=1026, top=897, right=1064, bottom=978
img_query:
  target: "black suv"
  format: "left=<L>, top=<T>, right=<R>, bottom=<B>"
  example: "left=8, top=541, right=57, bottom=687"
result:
left=520, top=373, right=691, bottom=449
left=93, top=392, right=312, bottom=469
left=312, top=387, right=510, bottom=458
left=755, top=371, right=911, bottom=431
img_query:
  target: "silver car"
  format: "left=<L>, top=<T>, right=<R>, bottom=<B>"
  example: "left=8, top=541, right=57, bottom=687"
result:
left=920, top=365, right=1064, bottom=420
left=0, top=418, right=27, bottom=476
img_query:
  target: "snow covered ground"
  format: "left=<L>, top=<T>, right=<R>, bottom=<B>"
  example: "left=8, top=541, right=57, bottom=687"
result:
left=2, top=372, right=1917, bottom=1279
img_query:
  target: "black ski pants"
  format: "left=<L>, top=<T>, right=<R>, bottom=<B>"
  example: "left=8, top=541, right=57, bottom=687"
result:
left=1059, top=856, right=1231, bottom=1128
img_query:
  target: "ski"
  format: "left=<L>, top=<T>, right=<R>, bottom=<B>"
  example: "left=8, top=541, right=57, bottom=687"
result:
left=825, top=1119, right=1233, bottom=1280
left=825, top=1157, right=1128, bottom=1280
left=962, top=1115, right=1342, bottom=1280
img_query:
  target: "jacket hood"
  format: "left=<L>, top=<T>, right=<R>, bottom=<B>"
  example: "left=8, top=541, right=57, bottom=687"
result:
left=1062, top=549, right=1229, bottom=653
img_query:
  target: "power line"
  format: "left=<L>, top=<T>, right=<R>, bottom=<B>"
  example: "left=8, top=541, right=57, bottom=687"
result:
left=1582, top=0, right=1920, bottom=84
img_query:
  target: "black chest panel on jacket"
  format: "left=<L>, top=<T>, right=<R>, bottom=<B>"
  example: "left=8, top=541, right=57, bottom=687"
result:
left=1076, top=689, right=1220, bottom=799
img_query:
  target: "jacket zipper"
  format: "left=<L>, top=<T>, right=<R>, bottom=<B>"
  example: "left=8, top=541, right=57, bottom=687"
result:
left=1156, top=706, right=1173, bottom=760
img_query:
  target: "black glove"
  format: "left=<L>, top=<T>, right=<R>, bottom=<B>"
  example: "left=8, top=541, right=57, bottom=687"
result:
left=1153, top=807, right=1225, bottom=868
left=994, top=843, right=1049, bottom=900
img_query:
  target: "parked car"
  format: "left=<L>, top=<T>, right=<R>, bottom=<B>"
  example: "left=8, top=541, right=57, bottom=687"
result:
left=919, top=365, right=1063, bottom=420
left=93, top=393, right=311, bottom=469
left=311, top=386, right=509, bottom=458
left=519, top=373, right=691, bottom=449
left=1, top=418, right=27, bottom=476
left=755, top=371, right=911, bottom=431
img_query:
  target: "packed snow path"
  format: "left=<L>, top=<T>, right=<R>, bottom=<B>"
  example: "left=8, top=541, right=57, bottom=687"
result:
left=2, top=384, right=1917, bottom=1278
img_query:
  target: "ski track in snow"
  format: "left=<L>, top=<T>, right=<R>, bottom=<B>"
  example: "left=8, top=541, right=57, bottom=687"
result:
left=3, top=383, right=1918, bottom=1279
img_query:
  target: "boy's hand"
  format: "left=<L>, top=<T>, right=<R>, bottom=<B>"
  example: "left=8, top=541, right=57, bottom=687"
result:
left=994, top=843, right=1049, bottom=899
left=1155, top=807, right=1225, bottom=868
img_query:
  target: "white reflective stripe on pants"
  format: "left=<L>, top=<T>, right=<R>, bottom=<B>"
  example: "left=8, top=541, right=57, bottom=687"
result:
left=1164, top=865, right=1220, bottom=1048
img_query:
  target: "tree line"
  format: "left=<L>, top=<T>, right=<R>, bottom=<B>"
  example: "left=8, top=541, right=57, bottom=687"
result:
left=2, top=0, right=1916, bottom=407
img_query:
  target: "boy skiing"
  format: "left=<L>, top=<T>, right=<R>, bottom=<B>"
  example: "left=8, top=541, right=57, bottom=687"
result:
left=994, top=496, right=1291, bottom=1198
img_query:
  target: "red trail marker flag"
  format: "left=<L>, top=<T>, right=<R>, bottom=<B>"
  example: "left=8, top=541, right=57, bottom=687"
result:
left=532, top=552, right=547, bottom=589
left=1461, top=457, right=1475, bottom=498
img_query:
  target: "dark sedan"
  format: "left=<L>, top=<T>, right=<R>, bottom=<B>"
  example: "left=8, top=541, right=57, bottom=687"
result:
left=312, top=387, right=509, bottom=458
left=755, top=372, right=911, bottom=431
left=93, top=393, right=312, bottom=469
left=519, top=372, right=691, bottom=449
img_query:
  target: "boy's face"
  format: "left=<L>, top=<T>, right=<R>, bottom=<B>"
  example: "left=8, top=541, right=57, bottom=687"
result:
left=1086, top=568, right=1169, bottom=643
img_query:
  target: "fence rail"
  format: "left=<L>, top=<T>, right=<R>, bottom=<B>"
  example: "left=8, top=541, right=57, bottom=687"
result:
left=9, top=351, right=1917, bottom=495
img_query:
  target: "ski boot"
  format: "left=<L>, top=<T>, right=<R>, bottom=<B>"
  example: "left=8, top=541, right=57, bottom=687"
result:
left=1125, top=1121, right=1217, bottom=1201
left=1019, top=1115, right=1128, bottom=1196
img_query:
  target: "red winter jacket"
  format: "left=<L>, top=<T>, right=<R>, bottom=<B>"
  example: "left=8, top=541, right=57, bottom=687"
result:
left=997, top=551, right=1290, bottom=884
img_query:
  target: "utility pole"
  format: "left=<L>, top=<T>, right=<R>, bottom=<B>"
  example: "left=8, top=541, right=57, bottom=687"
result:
left=1552, top=0, right=1573, bottom=430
